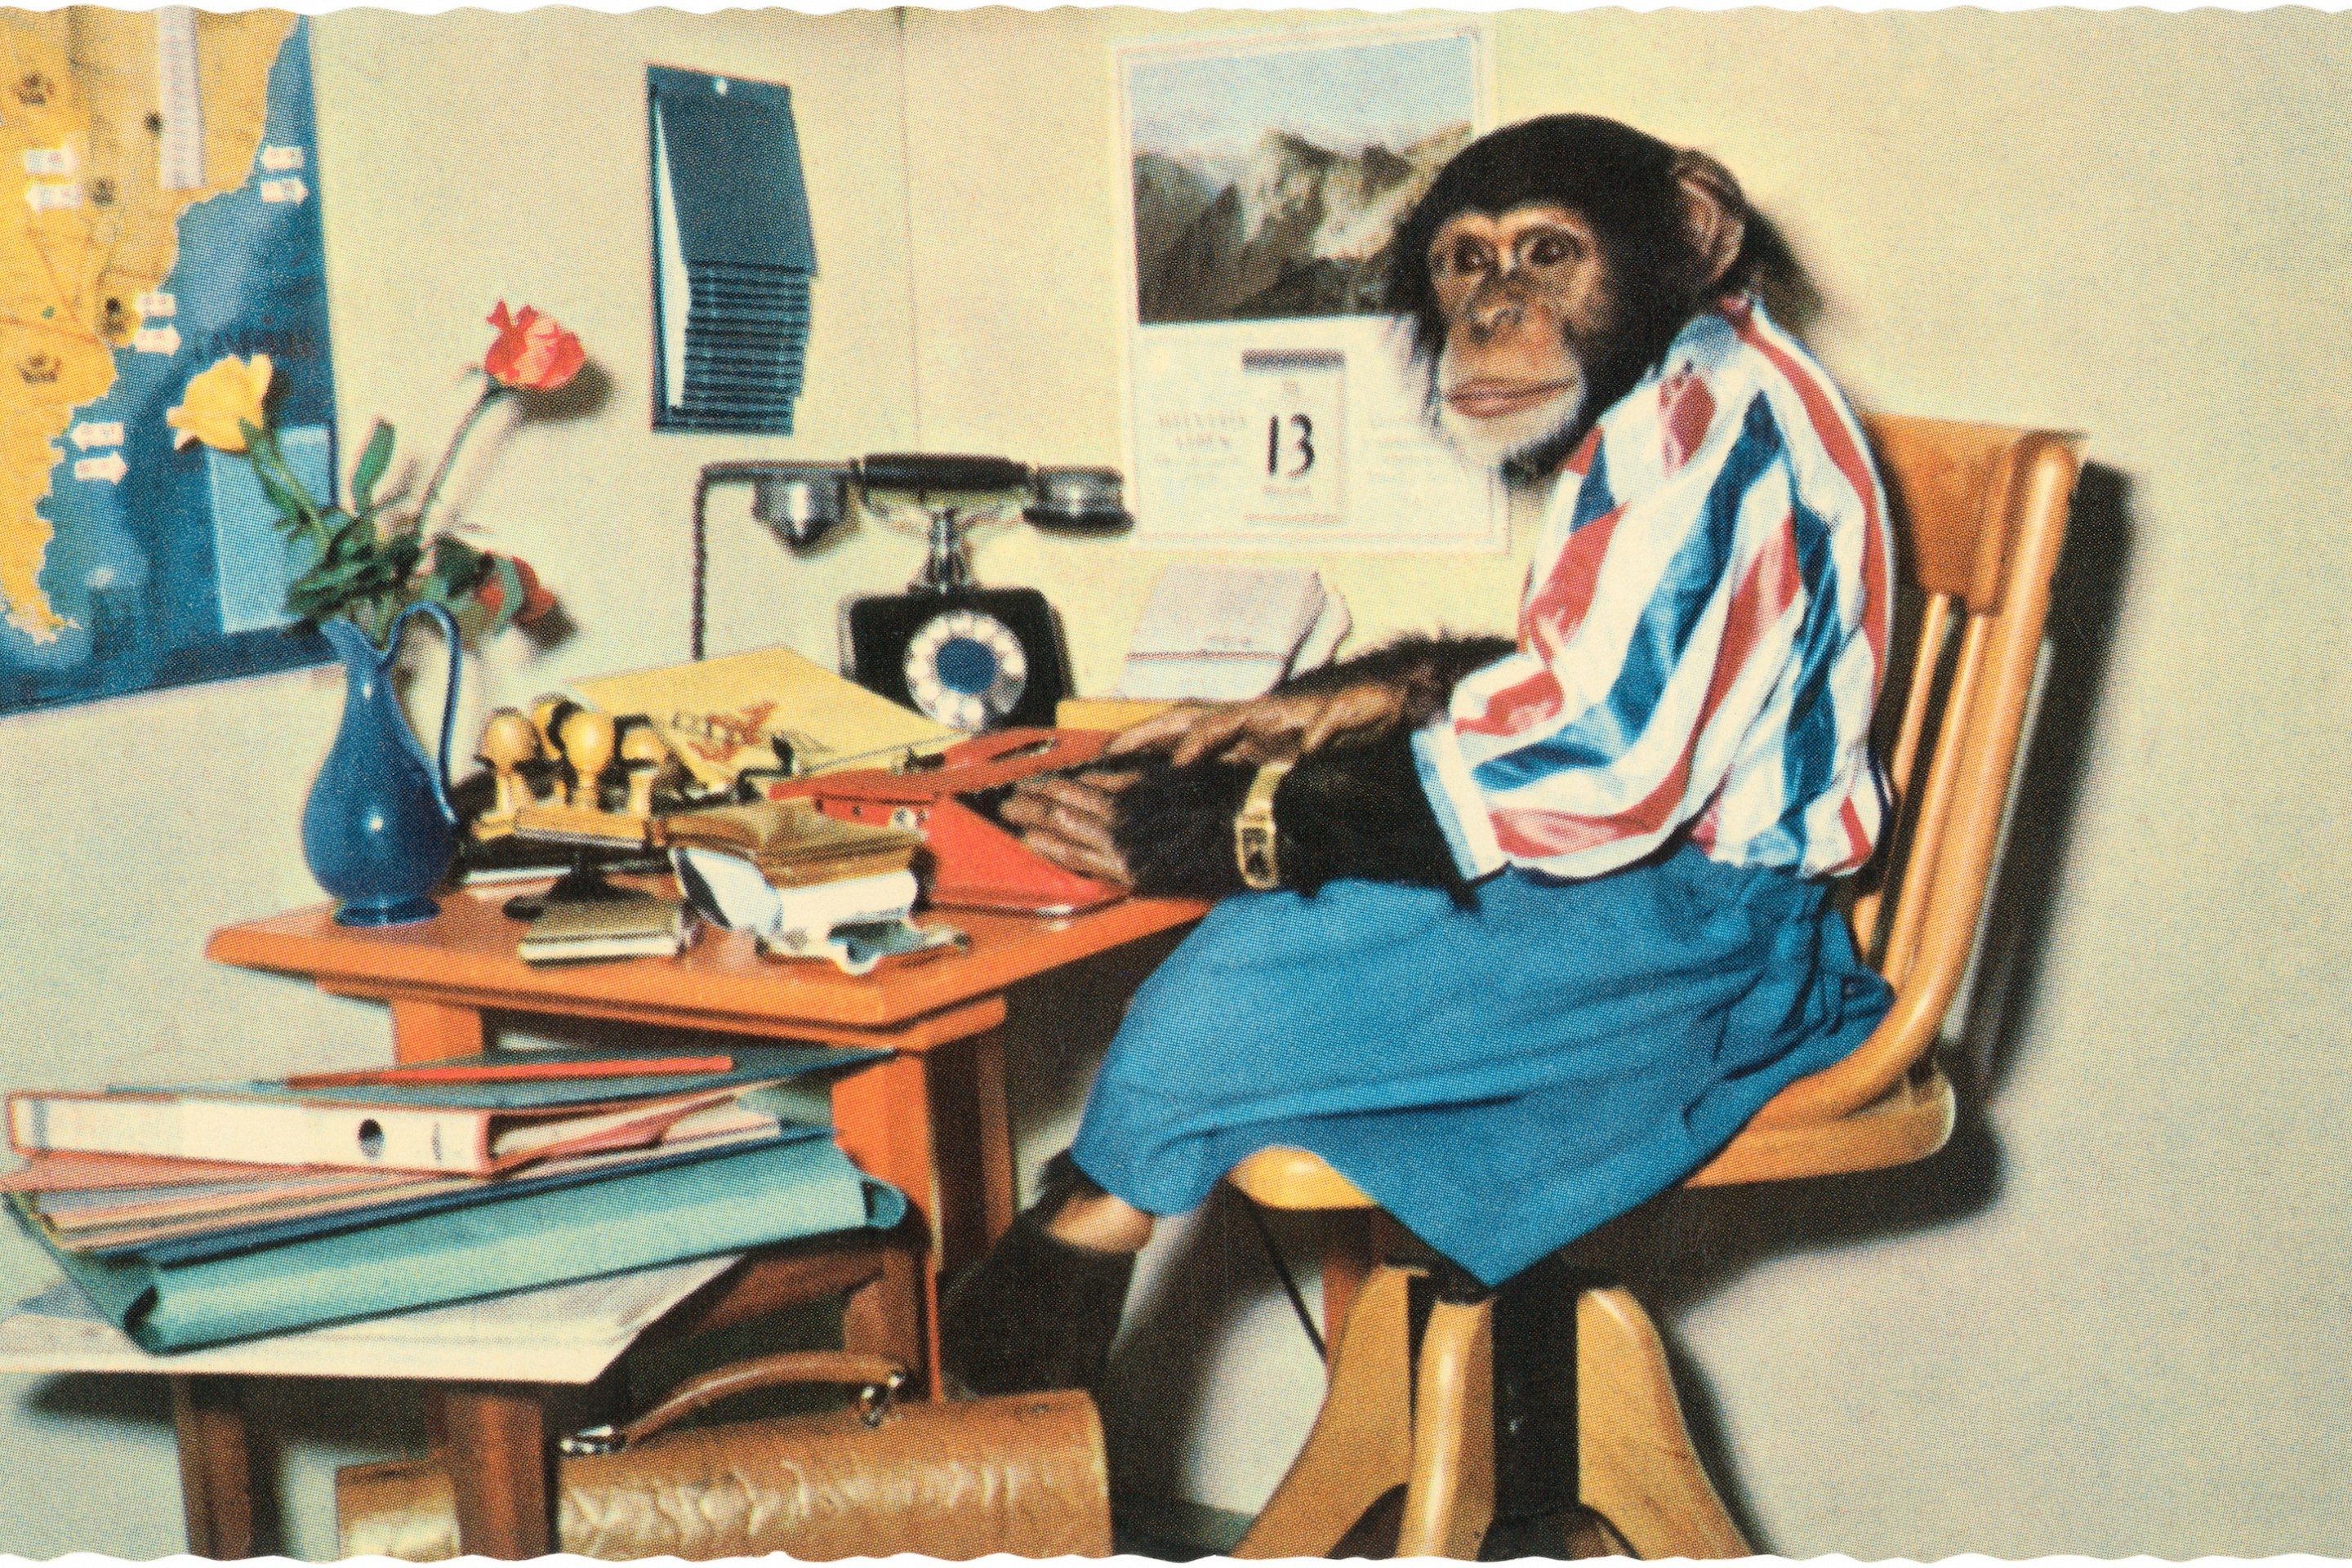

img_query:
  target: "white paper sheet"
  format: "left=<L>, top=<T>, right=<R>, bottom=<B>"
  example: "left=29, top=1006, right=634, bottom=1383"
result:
left=0, top=1254, right=738, bottom=1383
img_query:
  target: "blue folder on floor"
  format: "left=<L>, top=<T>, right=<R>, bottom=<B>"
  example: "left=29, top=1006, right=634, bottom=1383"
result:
left=11, top=1134, right=905, bottom=1353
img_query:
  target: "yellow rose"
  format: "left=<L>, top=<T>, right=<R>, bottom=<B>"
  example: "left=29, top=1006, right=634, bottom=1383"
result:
left=167, top=354, right=274, bottom=452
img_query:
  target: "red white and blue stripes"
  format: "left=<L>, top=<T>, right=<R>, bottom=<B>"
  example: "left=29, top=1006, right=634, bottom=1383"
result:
left=1414, top=296, right=1892, bottom=882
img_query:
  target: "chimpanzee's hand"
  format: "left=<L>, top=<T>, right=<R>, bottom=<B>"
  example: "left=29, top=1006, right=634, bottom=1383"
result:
left=999, top=769, right=1143, bottom=887
left=1102, top=683, right=1408, bottom=768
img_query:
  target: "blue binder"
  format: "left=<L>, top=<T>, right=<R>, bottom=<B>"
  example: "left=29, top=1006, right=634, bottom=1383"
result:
left=13, top=1135, right=905, bottom=1353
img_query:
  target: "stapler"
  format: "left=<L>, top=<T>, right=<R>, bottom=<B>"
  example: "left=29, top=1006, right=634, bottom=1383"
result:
left=757, top=728, right=1123, bottom=915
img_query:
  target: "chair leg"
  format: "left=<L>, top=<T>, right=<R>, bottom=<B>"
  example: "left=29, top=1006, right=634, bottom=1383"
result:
left=1395, top=1294, right=1496, bottom=1559
left=1575, top=1285, right=1751, bottom=1559
left=1233, top=1265, right=1418, bottom=1558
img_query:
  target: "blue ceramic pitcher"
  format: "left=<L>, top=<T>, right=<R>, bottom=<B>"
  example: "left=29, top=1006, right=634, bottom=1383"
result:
left=301, top=603, right=462, bottom=926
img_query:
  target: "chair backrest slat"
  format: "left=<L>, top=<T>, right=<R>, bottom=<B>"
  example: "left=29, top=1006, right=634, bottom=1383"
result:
left=1848, top=589, right=1953, bottom=967
left=1753, top=415, right=2080, bottom=1128
left=1881, top=611, right=1992, bottom=989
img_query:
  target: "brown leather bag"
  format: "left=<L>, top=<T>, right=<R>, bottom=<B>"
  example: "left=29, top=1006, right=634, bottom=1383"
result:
left=335, top=1351, right=1112, bottom=1560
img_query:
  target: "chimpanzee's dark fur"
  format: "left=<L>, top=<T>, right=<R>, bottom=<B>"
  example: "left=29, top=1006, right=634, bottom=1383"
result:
left=1110, top=634, right=1515, bottom=904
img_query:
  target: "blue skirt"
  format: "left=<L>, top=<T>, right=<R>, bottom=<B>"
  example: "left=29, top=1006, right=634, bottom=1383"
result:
left=1069, top=846, right=1891, bottom=1286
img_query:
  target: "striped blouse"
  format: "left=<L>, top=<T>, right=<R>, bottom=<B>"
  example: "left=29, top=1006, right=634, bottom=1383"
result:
left=1413, top=295, right=1893, bottom=883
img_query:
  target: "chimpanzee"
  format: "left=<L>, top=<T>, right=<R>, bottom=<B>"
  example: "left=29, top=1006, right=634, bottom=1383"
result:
left=943, top=116, right=1896, bottom=1407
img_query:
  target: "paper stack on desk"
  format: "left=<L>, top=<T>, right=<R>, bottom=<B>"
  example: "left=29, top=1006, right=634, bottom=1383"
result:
left=1113, top=564, right=1352, bottom=701
left=1, top=1046, right=904, bottom=1352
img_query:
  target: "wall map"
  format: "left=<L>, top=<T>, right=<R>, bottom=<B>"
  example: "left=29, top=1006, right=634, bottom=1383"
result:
left=1, top=9, right=334, bottom=715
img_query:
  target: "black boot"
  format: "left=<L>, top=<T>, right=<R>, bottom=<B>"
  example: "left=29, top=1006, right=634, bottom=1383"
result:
left=940, top=1156, right=1137, bottom=1398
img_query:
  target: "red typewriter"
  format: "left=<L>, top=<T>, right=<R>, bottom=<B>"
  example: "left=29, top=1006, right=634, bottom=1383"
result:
left=756, top=728, right=1123, bottom=915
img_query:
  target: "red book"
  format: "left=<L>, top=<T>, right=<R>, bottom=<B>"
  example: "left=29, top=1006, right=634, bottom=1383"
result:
left=282, top=1054, right=732, bottom=1089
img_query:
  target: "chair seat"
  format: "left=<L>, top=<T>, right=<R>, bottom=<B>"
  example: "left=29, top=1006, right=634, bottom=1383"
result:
left=1227, top=1065, right=1957, bottom=1214
left=1684, top=1065, right=1954, bottom=1187
left=1228, top=1144, right=1388, bottom=1211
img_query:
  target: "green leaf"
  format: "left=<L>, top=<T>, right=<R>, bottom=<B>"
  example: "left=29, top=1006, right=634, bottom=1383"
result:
left=430, top=535, right=488, bottom=596
left=286, top=576, right=354, bottom=618
left=291, top=559, right=370, bottom=599
left=384, top=534, right=425, bottom=578
left=323, top=510, right=373, bottom=562
left=351, top=421, right=395, bottom=515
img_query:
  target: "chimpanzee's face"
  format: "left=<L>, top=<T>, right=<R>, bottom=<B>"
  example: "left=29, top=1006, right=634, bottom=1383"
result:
left=1427, top=203, right=1623, bottom=470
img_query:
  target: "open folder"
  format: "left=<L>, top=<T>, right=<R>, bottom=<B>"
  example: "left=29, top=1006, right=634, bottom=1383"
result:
left=567, top=644, right=956, bottom=792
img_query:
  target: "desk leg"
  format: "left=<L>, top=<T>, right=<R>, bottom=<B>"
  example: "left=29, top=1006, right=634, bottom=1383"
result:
left=924, top=1028, right=1016, bottom=1276
left=438, top=1383, right=551, bottom=1558
left=832, top=1051, right=942, bottom=1391
left=172, top=1375, right=259, bottom=1558
left=831, top=1036, right=1025, bottom=1396
left=832, top=1051, right=939, bottom=1243
left=827, top=1029, right=1017, bottom=1276
left=842, top=1238, right=929, bottom=1387
left=969, top=1031, right=1015, bottom=1244
left=390, top=998, right=487, bottom=1064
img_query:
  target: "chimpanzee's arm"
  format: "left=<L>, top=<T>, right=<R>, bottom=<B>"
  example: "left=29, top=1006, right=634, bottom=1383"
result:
left=1111, top=634, right=1514, bottom=903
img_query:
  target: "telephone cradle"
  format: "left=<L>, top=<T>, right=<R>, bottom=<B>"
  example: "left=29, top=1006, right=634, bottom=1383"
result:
left=758, top=728, right=1124, bottom=915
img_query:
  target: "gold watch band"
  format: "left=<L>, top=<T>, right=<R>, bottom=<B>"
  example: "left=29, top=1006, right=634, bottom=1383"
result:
left=1234, top=760, right=1294, bottom=892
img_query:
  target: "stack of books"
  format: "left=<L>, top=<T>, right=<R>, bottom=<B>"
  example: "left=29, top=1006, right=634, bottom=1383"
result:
left=516, top=893, right=696, bottom=964
left=2, top=1047, right=902, bottom=1352
left=657, top=800, right=961, bottom=974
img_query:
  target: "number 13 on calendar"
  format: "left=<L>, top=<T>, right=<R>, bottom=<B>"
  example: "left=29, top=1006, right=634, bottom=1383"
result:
left=1241, top=350, right=1345, bottom=529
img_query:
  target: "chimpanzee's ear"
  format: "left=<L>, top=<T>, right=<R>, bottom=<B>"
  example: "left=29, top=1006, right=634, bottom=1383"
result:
left=1672, top=149, right=1748, bottom=292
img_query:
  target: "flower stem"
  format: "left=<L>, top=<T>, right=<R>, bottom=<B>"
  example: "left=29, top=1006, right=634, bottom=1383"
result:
left=249, top=430, right=326, bottom=545
left=412, top=377, right=509, bottom=533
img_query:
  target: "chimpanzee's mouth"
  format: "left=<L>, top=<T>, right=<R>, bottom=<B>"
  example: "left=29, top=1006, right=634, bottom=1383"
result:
left=1444, top=380, right=1575, bottom=420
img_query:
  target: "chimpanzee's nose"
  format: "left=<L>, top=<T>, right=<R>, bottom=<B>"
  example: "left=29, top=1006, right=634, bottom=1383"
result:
left=1466, top=287, right=1525, bottom=340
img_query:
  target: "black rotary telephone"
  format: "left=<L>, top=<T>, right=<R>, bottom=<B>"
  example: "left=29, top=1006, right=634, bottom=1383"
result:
left=692, top=454, right=1133, bottom=732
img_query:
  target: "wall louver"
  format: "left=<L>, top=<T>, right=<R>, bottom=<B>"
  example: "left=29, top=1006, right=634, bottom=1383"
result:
left=648, top=65, right=814, bottom=434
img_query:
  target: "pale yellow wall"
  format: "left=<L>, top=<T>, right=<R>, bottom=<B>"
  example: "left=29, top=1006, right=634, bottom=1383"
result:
left=2, top=6, right=2348, bottom=1560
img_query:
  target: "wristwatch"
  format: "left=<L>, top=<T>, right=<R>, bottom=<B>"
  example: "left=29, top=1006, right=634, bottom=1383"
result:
left=1234, top=760, right=1293, bottom=892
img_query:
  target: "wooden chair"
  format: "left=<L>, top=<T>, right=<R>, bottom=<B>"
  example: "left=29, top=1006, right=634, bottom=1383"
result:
left=1222, top=413, right=2083, bottom=1559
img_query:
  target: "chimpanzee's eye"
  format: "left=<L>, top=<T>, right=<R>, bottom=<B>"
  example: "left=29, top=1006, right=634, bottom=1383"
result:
left=1431, top=236, right=1494, bottom=281
left=1522, top=229, right=1583, bottom=269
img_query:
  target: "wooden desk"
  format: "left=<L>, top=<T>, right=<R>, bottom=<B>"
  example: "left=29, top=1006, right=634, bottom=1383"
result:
left=203, top=884, right=1203, bottom=1552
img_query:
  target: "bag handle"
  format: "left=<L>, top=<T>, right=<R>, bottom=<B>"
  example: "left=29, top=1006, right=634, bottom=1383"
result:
left=559, top=1351, right=908, bottom=1456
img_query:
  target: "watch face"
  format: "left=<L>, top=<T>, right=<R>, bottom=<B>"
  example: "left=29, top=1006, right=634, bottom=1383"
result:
left=902, top=608, right=1030, bottom=731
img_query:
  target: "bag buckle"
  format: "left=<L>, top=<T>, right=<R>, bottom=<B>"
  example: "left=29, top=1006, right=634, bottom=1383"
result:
left=558, top=1423, right=625, bottom=1457
left=857, top=1368, right=907, bottom=1428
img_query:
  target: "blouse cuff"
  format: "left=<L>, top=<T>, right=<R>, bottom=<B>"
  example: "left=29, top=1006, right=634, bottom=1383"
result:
left=1412, top=718, right=1507, bottom=881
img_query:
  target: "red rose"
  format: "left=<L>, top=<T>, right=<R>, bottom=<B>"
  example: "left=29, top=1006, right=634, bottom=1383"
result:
left=483, top=301, right=585, bottom=392
left=511, top=558, right=558, bottom=626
